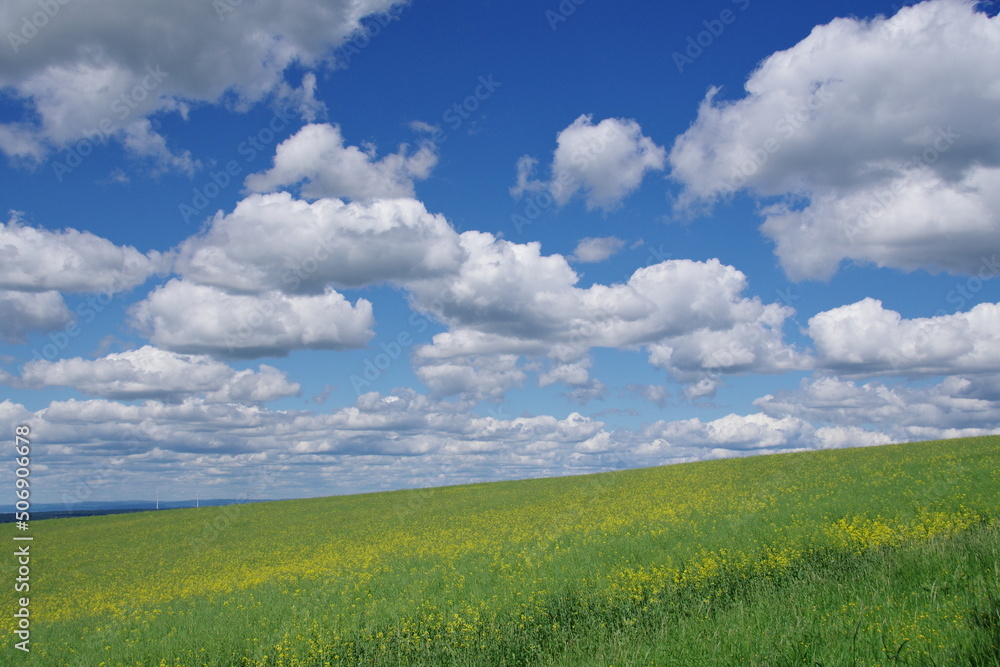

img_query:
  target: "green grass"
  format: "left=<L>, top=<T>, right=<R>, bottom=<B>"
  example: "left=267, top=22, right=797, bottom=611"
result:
left=3, top=435, right=1000, bottom=665
left=550, top=523, right=1000, bottom=666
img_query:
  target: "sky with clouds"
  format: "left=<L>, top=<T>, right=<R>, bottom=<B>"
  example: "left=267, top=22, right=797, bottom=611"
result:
left=2, top=0, right=999, bottom=505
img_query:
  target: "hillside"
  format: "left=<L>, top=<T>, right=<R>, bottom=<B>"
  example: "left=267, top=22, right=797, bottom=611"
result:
left=4, top=435, right=1000, bottom=665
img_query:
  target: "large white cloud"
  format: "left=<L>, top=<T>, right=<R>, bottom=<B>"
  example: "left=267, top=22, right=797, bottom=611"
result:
left=669, top=0, right=1000, bottom=280
left=0, top=290, right=71, bottom=343
left=407, top=231, right=809, bottom=397
left=174, top=193, right=464, bottom=292
left=14, top=345, right=300, bottom=402
left=130, top=279, right=374, bottom=357
left=513, top=115, right=666, bottom=211
left=808, top=298, right=1000, bottom=376
left=131, top=129, right=460, bottom=361
left=0, top=215, right=163, bottom=293
left=0, top=0, right=405, bottom=165
left=0, top=214, right=163, bottom=340
left=244, top=123, right=437, bottom=200
left=760, top=165, right=1000, bottom=281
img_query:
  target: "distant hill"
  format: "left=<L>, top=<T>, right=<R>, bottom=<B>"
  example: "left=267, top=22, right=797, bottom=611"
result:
left=0, top=497, right=271, bottom=522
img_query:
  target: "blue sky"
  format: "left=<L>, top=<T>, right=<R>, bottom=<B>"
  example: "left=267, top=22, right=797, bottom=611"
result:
left=2, top=0, right=1000, bottom=505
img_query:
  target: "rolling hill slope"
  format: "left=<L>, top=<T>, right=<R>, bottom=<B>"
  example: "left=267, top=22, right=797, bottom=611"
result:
left=4, top=435, right=1000, bottom=665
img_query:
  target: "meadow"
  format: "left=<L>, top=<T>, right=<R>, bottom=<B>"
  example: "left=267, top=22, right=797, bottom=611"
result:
left=3, top=435, right=999, bottom=665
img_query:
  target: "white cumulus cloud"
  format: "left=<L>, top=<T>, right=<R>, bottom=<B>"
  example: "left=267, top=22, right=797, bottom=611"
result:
left=407, top=232, right=808, bottom=397
left=244, top=123, right=437, bottom=200
left=174, top=193, right=464, bottom=292
left=0, top=0, right=405, bottom=167
left=513, top=115, right=666, bottom=211
left=0, top=290, right=71, bottom=343
left=669, top=0, right=1000, bottom=280
left=130, top=279, right=374, bottom=358
left=16, top=345, right=300, bottom=402
left=0, top=213, right=164, bottom=340
left=0, top=214, right=163, bottom=293
left=413, top=355, right=526, bottom=401
left=808, top=298, right=1000, bottom=376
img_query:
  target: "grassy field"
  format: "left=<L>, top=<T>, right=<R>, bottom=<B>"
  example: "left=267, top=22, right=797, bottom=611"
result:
left=4, top=435, right=1000, bottom=665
